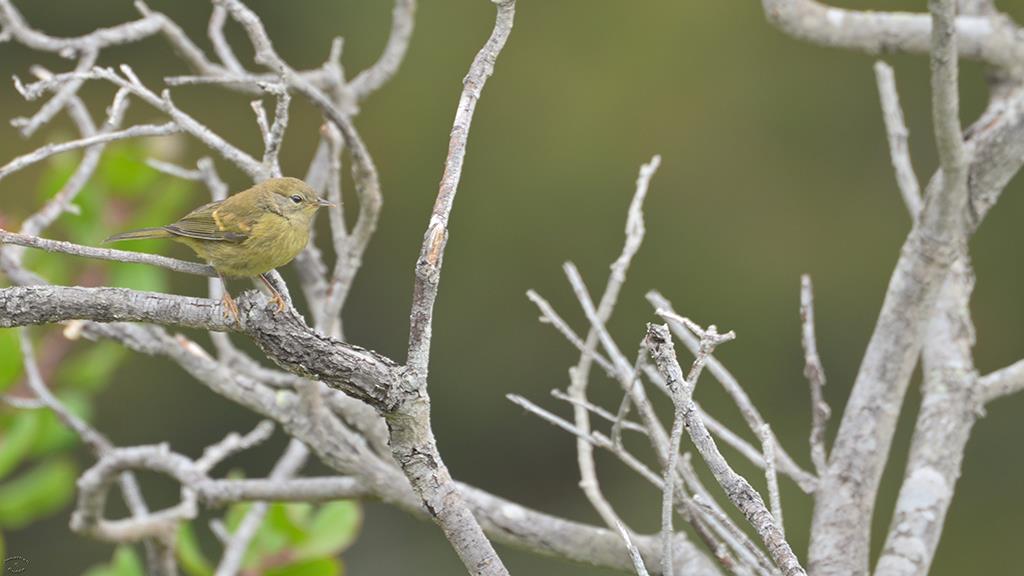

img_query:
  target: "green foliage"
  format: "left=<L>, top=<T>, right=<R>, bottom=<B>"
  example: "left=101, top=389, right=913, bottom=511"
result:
left=2, top=141, right=361, bottom=571
left=0, top=411, right=41, bottom=479
left=0, top=142, right=195, bottom=534
left=296, top=502, right=361, bottom=558
left=264, top=558, right=342, bottom=576
left=0, top=329, right=23, bottom=393
left=213, top=500, right=361, bottom=574
left=0, top=458, right=75, bottom=528
left=177, top=523, right=214, bottom=576
left=83, top=546, right=145, bottom=576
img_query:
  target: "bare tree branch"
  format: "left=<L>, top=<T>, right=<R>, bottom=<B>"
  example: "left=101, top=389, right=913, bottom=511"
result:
left=760, top=0, right=1024, bottom=74
left=645, top=324, right=805, bottom=576
left=0, top=230, right=216, bottom=277
left=349, top=0, right=417, bottom=98
left=799, top=275, right=829, bottom=478
left=807, top=1, right=972, bottom=571
left=647, top=291, right=818, bottom=493
left=875, top=258, right=977, bottom=576
left=874, top=61, right=923, bottom=218
left=978, top=358, right=1024, bottom=404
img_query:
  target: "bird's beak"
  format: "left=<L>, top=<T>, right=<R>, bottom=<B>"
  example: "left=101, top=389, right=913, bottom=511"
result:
left=317, top=198, right=335, bottom=208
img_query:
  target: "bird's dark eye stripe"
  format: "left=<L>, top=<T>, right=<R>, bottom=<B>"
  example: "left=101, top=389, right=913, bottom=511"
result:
left=290, top=194, right=302, bottom=203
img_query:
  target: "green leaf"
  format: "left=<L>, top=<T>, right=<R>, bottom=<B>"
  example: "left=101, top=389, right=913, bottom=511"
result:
left=0, top=329, right=23, bottom=393
left=223, top=501, right=252, bottom=533
left=264, top=558, right=341, bottom=576
left=83, top=545, right=145, bottom=576
left=56, top=342, right=127, bottom=394
left=0, top=458, right=76, bottom=528
left=0, top=411, right=41, bottom=479
left=268, top=503, right=311, bottom=543
left=177, top=523, right=214, bottom=576
left=296, top=501, right=362, bottom=558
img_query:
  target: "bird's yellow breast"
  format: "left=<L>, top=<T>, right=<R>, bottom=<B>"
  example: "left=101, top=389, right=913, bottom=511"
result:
left=177, top=213, right=309, bottom=278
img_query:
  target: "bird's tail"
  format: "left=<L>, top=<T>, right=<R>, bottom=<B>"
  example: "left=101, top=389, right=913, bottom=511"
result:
left=103, top=227, right=173, bottom=243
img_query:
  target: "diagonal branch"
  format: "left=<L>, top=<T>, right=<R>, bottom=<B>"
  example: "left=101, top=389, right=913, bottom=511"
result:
left=647, top=323, right=806, bottom=573
left=874, top=61, right=923, bottom=218
left=349, top=0, right=417, bottom=98
left=645, top=324, right=806, bottom=576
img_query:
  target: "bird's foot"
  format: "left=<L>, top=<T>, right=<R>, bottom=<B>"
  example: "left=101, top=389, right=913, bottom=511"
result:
left=271, top=291, right=287, bottom=313
left=221, top=292, right=241, bottom=323
left=258, top=273, right=288, bottom=314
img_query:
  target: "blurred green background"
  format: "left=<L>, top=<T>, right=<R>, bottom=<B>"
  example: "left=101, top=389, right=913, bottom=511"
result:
left=2, top=0, right=1024, bottom=574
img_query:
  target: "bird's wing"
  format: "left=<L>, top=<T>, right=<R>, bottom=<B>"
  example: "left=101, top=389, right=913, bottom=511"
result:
left=164, top=200, right=249, bottom=243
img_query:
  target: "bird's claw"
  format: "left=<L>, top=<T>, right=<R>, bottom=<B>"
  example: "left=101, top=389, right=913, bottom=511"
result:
left=221, top=292, right=241, bottom=323
left=271, top=292, right=287, bottom=313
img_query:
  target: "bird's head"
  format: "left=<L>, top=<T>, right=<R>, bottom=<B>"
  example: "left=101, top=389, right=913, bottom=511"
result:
left=265, top=177, right=333, bottom=221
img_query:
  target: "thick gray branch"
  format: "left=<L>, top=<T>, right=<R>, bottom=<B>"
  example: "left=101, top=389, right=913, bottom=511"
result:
left=808, top=2, right=972, bottom=572
left=760, top=0, right=1024, bottom=75
left=0, top=285, right=402, bottom=410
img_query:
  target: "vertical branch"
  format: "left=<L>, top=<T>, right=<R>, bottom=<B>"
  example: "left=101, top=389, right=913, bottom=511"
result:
left=799, top=274, right=829, bottom=477
left=388, top=2, right=517, bottom=575
left=808, top=1, right=971, bottom=572
left=568, top=155, right=660, bottom=538
left=875, top=259, right=978, bottom=576
left=656, top=315, right=735, bottom=576
left=760, top=424, right=784, bottom=537
left=405, top=0, right=515, bottom=373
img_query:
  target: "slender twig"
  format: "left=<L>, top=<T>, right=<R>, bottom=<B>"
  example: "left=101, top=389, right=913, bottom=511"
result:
left=561, top=155, right=660, bottom=538
left=646, top=324, right=805, bottom=576
left=13, top=49, right=97, bottom=138
left=0, top=121, right=180, bottom=182
left=0, top=230, right=216, bottom=277
left=799, top=275, right=829, bottom=477
left=348, top=0, right=417, bottom=98
left=760, top=424, right=784, bottom=538
left=215, top=440, right=308, bottom=576
left=526, top=289, right=617, bottom=375
left=615, top=518, right=651, bottom=576
left=208, top=4, right=244, bottom=73
left=656, top=317, right=735, bottom=576
left=17, top=82, right=130, bottom=245
left=681, top=455, right=776, bottom=576
left=648, top=291, right=818, bottom=493
left=874, top=61, right=923, bottom=218
left=978, top=358, right=1024, bottom=405
left=550, top=389, right=647, bottom=435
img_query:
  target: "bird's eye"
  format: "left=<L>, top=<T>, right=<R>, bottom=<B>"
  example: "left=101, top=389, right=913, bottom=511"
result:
left=290, top=194, right=302, bottom=204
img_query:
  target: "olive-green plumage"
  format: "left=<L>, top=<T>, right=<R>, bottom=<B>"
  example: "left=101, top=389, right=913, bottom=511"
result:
left=105, top=176, right=330, bottom=316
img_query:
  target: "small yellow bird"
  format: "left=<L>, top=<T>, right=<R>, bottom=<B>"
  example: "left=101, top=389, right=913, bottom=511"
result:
left=105, top=177, right=331, bottom=319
